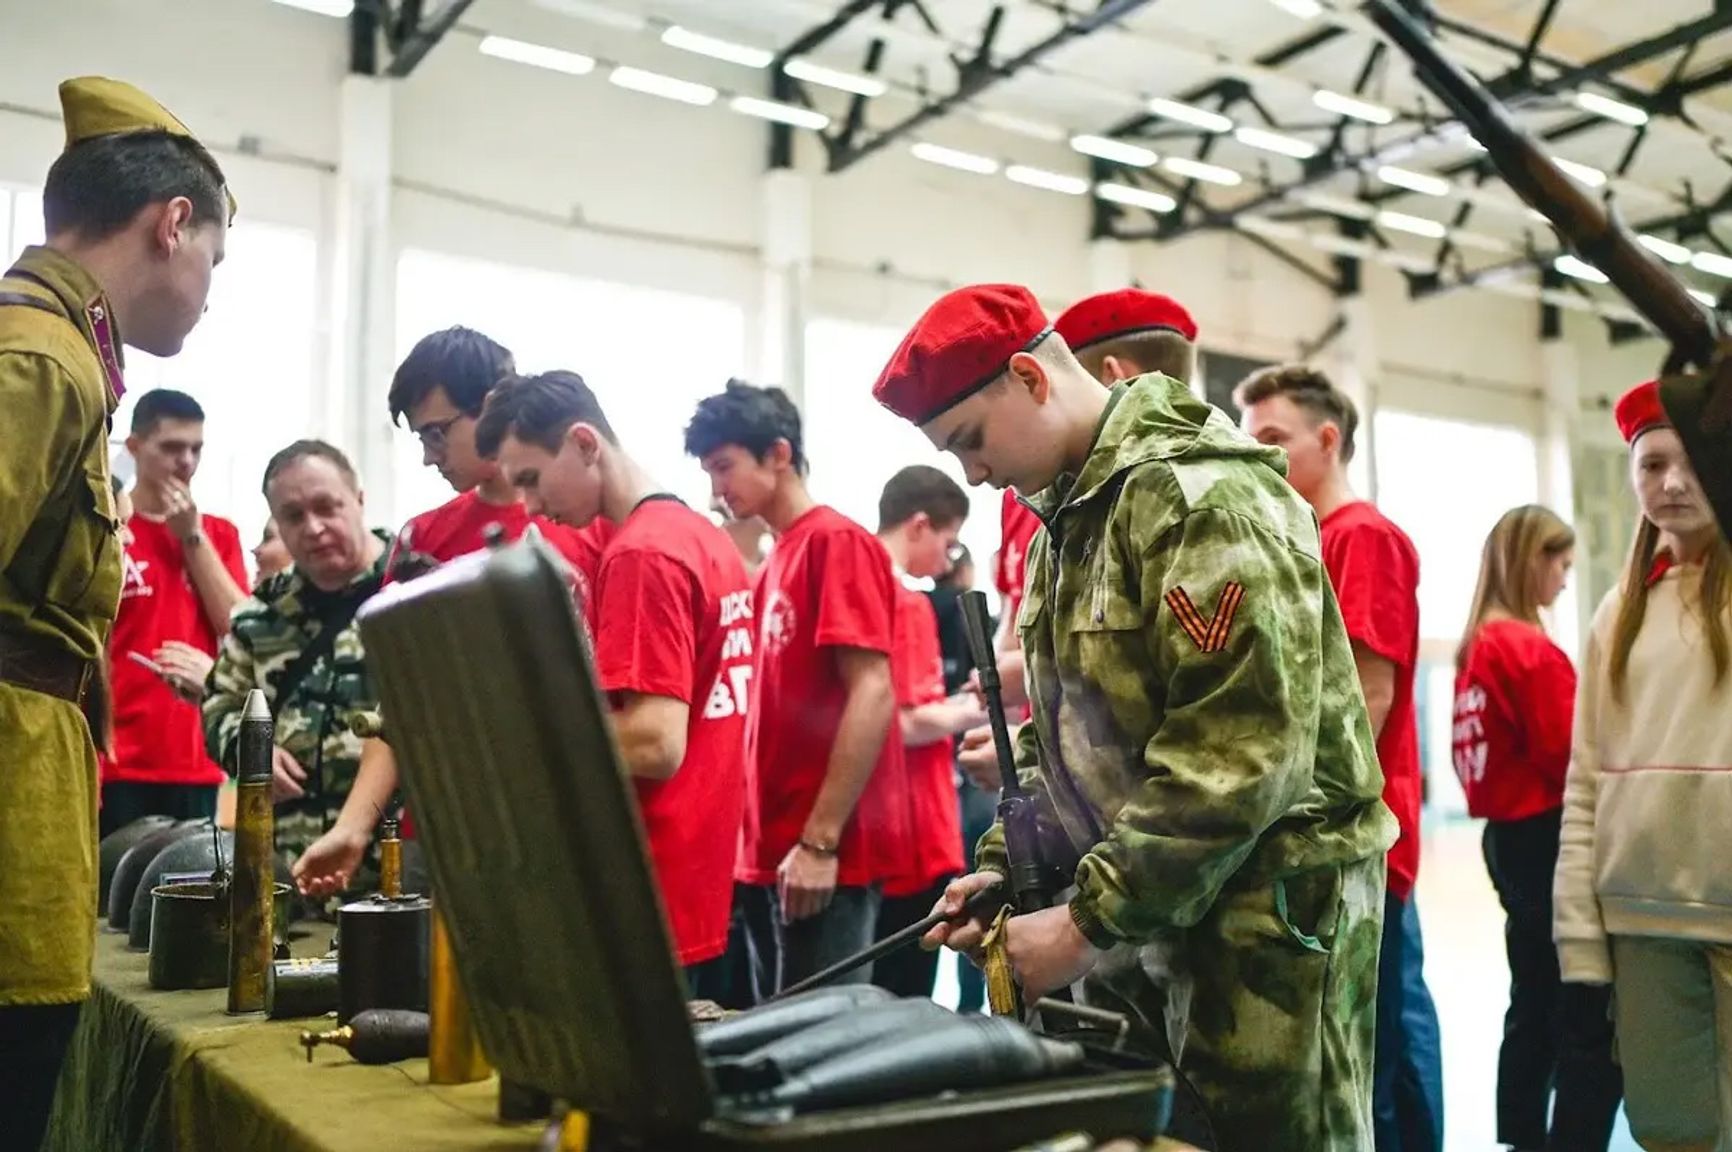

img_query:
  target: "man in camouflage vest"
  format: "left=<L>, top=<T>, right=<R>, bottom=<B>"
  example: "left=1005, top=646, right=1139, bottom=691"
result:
left=204, top=440, right=389, bottom=907
left=875, top=284, right=1398, bottom=1152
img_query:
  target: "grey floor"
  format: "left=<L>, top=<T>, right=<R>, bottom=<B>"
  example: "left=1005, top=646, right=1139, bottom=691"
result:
left=930, top=815, right=1641, bottom=1151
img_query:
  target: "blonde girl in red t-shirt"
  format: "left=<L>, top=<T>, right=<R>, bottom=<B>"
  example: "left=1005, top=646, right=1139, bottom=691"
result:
left=1454, top=505, right=1623, bottom=1152
left=1556, top=380, right=1732, bottom=1152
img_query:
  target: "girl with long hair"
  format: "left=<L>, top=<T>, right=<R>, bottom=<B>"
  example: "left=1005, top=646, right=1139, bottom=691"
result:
left=1555, top=379, right=1732, bottom=1152
left=1454, top=505, right=1623, bottom=1151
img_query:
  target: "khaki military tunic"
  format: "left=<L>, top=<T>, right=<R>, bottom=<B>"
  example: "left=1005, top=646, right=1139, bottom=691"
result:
left=0, top=246, right=126, bottom=1005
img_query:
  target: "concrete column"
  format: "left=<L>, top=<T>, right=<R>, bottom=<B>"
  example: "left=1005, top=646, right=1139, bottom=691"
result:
left=1539, top=337, right=1585, bottom=657
left=1087, top=236, right=1132, bottom=294
left=758, top=169, right=812, bottom=410
left=322, top=75, right=397, bottom=517
left=1331, top=292, right=1380, bottom=502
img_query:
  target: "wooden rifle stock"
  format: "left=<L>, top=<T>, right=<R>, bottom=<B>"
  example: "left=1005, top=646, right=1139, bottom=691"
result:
left=1363, top=0, right=1719, bottom=367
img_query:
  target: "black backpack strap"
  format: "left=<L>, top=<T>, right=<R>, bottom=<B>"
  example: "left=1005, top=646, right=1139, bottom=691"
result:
left=269, top=576, right=382, bottom=717
left=0, top=290, right=62, bottom=316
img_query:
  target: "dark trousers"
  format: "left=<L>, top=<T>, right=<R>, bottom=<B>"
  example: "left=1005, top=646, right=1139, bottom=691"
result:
left=1374, top=888, right=1445, bottom=1152
left=956, top=780, right=998, bottom=1013
left=740, top=882, right=881, bottom=993
left=1483, top=809, right=1623, bottom=1151
left=873, top=879, right=953, bottom=999
left=99, top=780, right=217, bottom=839
left=684, top=952, right=732, bottom=1004
left=714, top=883, right=774, bottom=1010
left=0, top=1001, right=83, bottom=1152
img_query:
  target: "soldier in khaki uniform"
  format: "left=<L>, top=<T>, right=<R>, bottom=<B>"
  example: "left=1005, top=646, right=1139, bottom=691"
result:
left=0, top=77, right=231, bottom=1150
left=875, top=285, right=1397, bottom=1152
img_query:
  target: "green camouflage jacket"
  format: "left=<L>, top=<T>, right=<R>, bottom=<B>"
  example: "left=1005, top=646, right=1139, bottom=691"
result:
left=204, top=530, right=391, bottom=870
left=977, top=375, right=1397, bottom=948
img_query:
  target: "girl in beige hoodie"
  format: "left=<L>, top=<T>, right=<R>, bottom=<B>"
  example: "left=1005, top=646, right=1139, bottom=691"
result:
left=1555, top=379, right=1732, bottom=1152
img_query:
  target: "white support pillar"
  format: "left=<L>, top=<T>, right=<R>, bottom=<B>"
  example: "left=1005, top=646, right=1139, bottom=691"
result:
left=1539, top=337, right=1585, bottom=657
left=322, top=75, right=397, bottom=518
left=758, top=169, right=812, bottom=410
left=1087, top=236, right=1132, bottom=294
left=1331, top=293, right=1380, bottom=503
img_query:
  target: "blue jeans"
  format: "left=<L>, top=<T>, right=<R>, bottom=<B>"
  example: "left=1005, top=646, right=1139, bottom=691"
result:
left=1375, top=889, right=1445, bottom=1152
left=955, top=780, right=998, bottom=1013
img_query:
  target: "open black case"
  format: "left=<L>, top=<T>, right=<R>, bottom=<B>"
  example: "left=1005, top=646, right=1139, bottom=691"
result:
left=357, top=537, right=1174, bottom=1151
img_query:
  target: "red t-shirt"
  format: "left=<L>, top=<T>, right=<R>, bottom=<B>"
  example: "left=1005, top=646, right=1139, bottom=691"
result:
left=1452, top=619, right=1575, bottom=822
left=740, top=506, right=904, bottom=888
left=592, top=497, right=750, bottom=966
left=386, top=489, right=612, bottom=837
left=883, top=583, right=965, bottom=898
left=105, top=514, right=248, bottom=786
left=1320, top=501, right=1423, bottom=901
left=996, top=490, right=1041, bottom=622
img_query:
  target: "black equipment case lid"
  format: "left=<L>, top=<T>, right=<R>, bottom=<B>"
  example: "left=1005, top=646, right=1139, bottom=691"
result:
left=357, top=539, right=1173, bottom=1150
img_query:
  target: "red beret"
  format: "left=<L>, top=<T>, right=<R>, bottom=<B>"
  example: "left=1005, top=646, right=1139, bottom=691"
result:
left=1055, top=289, right=1198, bottom=352
left=1615, top=380, right=1669, bottom=445
left=874, top=284, right=1054, bottom=425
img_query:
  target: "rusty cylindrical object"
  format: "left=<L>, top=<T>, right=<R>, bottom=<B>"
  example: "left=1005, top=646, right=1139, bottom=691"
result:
left=228, top=688, right=276, bottom=1014
left=428, top=905, right=491, bottom=1084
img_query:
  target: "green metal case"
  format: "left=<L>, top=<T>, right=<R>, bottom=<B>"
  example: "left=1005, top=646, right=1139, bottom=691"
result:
left=357, top=538, right=1173, bottom=1151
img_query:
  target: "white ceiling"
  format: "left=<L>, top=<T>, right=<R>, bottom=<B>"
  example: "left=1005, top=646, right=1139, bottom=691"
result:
left=481, top=0, right=1732, bottom=326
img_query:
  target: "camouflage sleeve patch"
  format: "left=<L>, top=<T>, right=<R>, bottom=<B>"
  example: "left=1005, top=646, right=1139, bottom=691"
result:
left=1071, top=507, right=1327, bottom=942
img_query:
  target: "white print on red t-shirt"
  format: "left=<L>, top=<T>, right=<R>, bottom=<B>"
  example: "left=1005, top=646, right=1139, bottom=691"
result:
left=760, top=589, right=796, bottom=658
left=120, top=551, right=153, bottom=601
left=1452, top=684, right=1488, bottom=786
left=703, top=589, right=755, bottom=720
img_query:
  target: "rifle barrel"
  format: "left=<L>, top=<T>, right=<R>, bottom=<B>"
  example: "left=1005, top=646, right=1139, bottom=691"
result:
left=1363, top=0, right=1716, bottom=365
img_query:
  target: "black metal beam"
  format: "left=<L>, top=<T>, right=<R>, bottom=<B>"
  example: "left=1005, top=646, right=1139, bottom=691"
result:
left=767, top=0, right=890, bottom=170
left=827, top=0, right=1161, bottom=173
left=773, top=0, right=886, bottom=64
left=385, top=0, right=478, bottom=78
left=1518, top=0, right=1564, bottom=78
left=349, top=0, right=380, bottom=76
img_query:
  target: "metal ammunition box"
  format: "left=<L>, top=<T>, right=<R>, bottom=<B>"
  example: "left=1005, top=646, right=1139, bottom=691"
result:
left=358, top=539, right=1174, bottom=1152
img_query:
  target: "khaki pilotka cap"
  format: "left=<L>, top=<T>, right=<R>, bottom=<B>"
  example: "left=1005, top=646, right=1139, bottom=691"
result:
left=58, top=76, right=237, bottom=220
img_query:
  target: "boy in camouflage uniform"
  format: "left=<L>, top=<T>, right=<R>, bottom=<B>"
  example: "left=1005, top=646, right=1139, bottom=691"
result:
left=203, top=440, right=389, bottom=908
left=876, top=284, right=1398, bottom=1152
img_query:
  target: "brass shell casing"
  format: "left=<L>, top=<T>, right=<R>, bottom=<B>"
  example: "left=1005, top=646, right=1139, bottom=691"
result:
left=428, top=906, right=491, bottom=1084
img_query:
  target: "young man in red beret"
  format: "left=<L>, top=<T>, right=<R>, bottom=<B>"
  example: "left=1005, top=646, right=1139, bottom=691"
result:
left=1234, top=365, right=1442, bottom=1152
left=882, top=283, right=1396, bottom=1152
left=684, top=381, right=904, bottom=993
left=976, top=289, right=1198, bottom=772
left=469, top=369, right=752, bottom=995
left=291, top=328, right=610, bottom=901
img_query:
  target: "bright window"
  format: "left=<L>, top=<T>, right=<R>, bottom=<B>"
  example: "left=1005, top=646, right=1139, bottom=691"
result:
left=1373, top=409, right=1542, bottom=817
left=803, top=318, right=1000, bottom=600
left=393, top=248, right=744, bottom=525
left=4, top=187, right=43, bottom=261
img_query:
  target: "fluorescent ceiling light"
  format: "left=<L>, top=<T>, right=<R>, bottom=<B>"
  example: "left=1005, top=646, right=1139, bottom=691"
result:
left=1554, top=158, right=1607, bottom=187
left=1448, top=230, right=1514, bottom=254
left=1267, top=0, right=1323, bottom=17
left=1006, top=165, right=1090, bottom=195
left=729, top=96, right=829, bottom=131
left=661, top=26, right=773, bottom=69
left=1069, top=134, right=1157, bottom=167
left=1377, top=210, right=1447, bottom=239
left=1692, top=250, right=1732, bottom=279
left=783, top=58, right=888, bottom=98
left=1690, top=288, right=1718, bottom=308
left=271, top=0, right=352, bottom=15
left=1555, top=254, right=1609, bottom=283
left=1163, top=156, right=1242, bottom=185
left=975, top=110, right=1066, bottom=143
left=479, top=36, right=597, bottom=75
left=911, top=142, right=999, bottom=175
left=1146, top=97, right=1232, bottom=133
left=1377, top=165, right=1451, bottom=197
left=1293, top=191, right=1375, bottom=221
left=1573, top=91, right=1649, bottom=127
left=533, top=0, right=646, bottom=33
left=1234, top=126, right=1318, bottom=159
left=609, top=66, right=717, bottom=106
left=1096, top=183, right=1176, bottom=213
left=1528, top=208, right=1554, bottom=224
left=1237, top=216, right=1305, bottom=241
left=1638, top=234, right=1692, bottom=264
left=1313, top=90, right=1394, bottom=125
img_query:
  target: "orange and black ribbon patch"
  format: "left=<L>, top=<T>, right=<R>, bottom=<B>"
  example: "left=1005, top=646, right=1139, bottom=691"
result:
left=1165, top=582, right=1245, bottom=653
